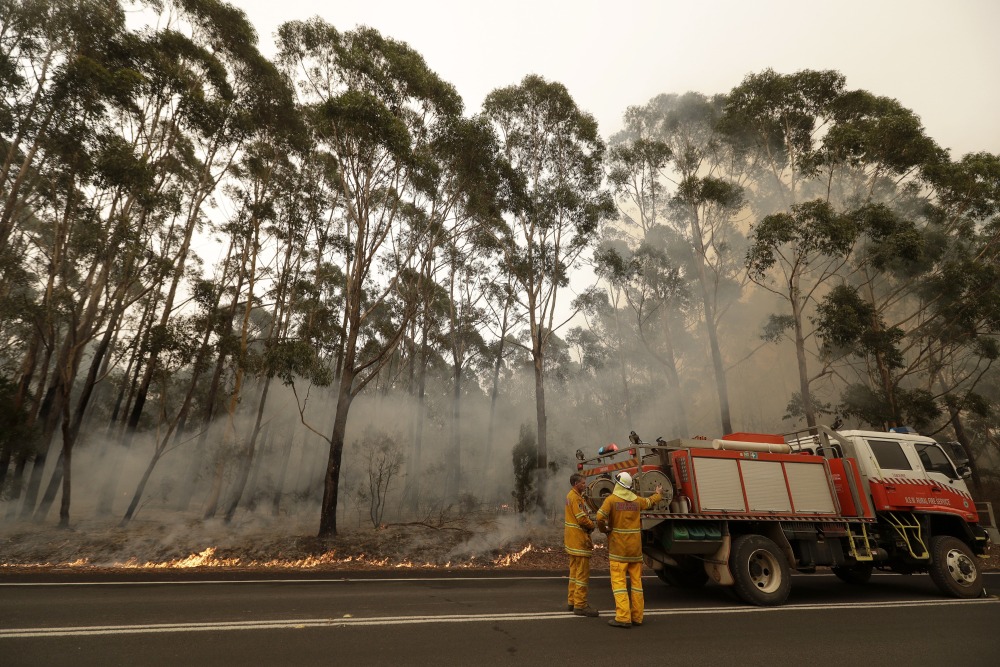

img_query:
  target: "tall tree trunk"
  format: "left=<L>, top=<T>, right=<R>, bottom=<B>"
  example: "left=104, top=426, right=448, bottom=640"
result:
left=485, top=299, right=512, bottom=477
left=791, top=285, right=816, bottom=427
left=174, top=334, right=229, bottom=513
left=638, top=317, right=687, bottom=438
left=402, top=317, right=429, bottom=510
left=224, top=376, right=273, bottom=523
left=201, top=456, right=226, bottom=521
left=96, top=282, right=162, bottom=515
left=121, top=134, right=228, bottom=448
left=35, top=282, right=129, bottom=522
left=691, top=212, right=733, bottom=434
left=174, top=259, right=244, bottom=513
left=612, top=306, right=633, bottom=427
left=205, top=212, right=261, bottom=521
left=532, top=344, right=548, bottom=470
left=319, top=370, right=356, bottom=537
left=449, top=364, right=462, bottom=498
left=0, top=337, right=41, bottom=489
left=19, top=337, right=75, bottom=518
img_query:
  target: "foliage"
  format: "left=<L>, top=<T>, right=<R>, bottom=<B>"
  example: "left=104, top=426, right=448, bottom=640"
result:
left=838, top=384, right=941, bottom=431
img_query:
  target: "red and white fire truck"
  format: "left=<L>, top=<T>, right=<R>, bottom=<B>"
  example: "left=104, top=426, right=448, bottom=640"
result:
left=578, top=425, right=995, bottom=606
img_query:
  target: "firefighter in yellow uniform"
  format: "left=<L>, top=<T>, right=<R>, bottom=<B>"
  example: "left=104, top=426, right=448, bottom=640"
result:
left=564, top=473, right=599, bottom=617
left=597, top=471, right=663, bottom=628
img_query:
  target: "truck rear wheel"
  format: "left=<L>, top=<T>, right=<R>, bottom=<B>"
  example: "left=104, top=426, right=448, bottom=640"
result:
left=832, top=563, right=873, bottom=584
left=728, top=534, right=790, bottom=606
left=929, top=535, right=983, bottom=598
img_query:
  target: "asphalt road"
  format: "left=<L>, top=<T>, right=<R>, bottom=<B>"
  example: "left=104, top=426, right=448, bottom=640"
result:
left=2, top=570, right=999, bottom=666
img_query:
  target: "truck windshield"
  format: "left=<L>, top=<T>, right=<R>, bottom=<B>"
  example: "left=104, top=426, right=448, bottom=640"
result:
left=915, top=443, right=959, bottom=479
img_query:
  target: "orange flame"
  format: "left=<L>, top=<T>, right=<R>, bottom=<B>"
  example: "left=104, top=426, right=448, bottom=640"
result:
left=493, top=544, right=533, bottom=567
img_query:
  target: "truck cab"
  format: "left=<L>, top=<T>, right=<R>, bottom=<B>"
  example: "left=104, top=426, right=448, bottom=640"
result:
left=826, top=429, right=978, bottom=521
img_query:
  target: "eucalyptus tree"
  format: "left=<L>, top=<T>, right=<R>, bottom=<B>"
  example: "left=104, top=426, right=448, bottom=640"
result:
left=603, top=115, right=688, bottom=435
left=479, top=264, right=526, bottom=473
left=597, top=136, right=672, bottom=429
left=426, top=115, right=510, bottom=498
left=732, top=69, right=998, bottom=438
left=746, top=199, right=861, bottom=426
left=384, top=113, right=510, bottom=505
left=761, top=84, right=967, bottom=432
left=590, top=237, right=692, bottom=437
left=0, top=0, right=113, bottom=500
left=816, top=151, right=1000, bottom=462
left=0, top=0, right=111, bottom=254
left=202, top=120, right=307, bottom=523
left=277, top=20, right=475, bottom=537
left=483, top=75, right=614, bottom=473
left=115, top=1, right=287, bottom=456
left=608, top=92, right=748, bottom=435
left=0, top=0, right=177, bottom=523
left=722, top=69, right=846, bottom=209
left=398, top=260, right=448, bottom=510
left=919, top=154, right=1000, bottom=458
left=727, top=70, right=872, bottom=427
left=84, top=0, right=295, bottom=519
left=813, top=91, right=947, bottom=414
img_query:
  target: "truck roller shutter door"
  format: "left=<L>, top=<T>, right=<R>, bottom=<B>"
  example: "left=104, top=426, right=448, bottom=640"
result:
left=742, top=460, right=792, bottom=512
left=785, top=462, right=837, bottom=514
left=693, top=457, right=746, bottom=512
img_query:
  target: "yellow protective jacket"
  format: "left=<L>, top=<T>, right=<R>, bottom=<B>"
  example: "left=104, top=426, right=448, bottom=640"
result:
left=564, top=488, right=595, bottom=557
left=597, top=486, right=662, bottom=563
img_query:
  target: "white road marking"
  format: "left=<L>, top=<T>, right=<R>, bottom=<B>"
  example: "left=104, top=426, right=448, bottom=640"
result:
left=1, top=598, right=995, bottom=638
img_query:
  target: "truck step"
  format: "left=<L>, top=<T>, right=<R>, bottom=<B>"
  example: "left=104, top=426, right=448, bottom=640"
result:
left=883, top=512, right=928, bottom=559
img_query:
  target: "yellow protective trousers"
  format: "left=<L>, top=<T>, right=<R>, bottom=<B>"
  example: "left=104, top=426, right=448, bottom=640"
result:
left=567, top=555, right=591, bottom=609
left=609, top=560, right=644, bottom=624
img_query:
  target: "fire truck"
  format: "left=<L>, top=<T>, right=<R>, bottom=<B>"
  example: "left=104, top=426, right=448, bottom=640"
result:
left=578, top=425, right=995, bottom=606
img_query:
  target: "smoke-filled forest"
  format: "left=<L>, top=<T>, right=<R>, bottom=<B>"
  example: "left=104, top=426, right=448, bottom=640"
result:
left=1, top=1, right=999, bottom=563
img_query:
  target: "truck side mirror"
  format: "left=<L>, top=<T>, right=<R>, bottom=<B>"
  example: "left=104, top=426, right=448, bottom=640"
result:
left=956, top=465, right=972, bottom=480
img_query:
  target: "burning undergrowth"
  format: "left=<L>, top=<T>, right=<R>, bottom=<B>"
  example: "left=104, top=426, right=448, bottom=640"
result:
left=0, top=511, right=607, bottom=572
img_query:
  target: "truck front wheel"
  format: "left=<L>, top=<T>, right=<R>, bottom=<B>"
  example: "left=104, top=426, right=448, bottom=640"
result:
left=728, top=534, right=791, bottom=606
left=929, top=535, right=983, bottom=598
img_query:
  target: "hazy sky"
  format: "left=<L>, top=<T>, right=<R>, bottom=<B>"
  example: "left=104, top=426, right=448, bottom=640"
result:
left=235, top=0, right=1000, bottom=158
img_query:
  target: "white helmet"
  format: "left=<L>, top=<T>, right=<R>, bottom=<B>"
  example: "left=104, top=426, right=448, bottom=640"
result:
left=615, top=471, right=633, bottom=488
